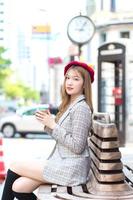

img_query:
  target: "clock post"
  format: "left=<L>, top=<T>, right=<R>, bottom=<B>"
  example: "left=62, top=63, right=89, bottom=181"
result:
left=78, top=44, right=83, bottom=60
left=67, top=13, right=96, bottom=60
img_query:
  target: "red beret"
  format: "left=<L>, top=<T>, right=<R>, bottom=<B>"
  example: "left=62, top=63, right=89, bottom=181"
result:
left=64, top=61, right=94, bottom=83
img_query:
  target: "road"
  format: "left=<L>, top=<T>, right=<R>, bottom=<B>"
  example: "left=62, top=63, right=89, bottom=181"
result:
left=0, top=134, right=56, bottom=197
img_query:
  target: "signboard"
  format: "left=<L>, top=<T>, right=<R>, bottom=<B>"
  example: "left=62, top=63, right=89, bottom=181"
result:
left=48, top=57, right=63, bottom=66
left=32, top=25, right=51, bottom=34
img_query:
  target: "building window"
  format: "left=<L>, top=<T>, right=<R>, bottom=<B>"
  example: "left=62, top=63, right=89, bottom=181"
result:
left=100, top=33, right=107, bottom=43
left=110, top=0, right=116, bottom=12
left=120, top=31, right=130, bottom=38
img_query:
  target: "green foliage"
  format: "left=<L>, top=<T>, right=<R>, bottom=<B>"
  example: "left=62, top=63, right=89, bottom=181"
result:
left=22, top=85, right=40, bottom=101
left=3, top=81, right=40, bottom=101
left=0, top=46, right=40, bottom=102
left=0, top=68, right=12, bottom=88
left=0, top=46, right=12, bottom=88
left=0, top=46, right=11, bottom=68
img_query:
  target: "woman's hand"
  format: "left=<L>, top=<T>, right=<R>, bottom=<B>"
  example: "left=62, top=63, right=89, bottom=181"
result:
left=35, top=110, right=56, bottom=130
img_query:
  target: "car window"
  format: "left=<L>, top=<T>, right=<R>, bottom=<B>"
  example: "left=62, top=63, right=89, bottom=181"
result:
left=22, top=107, right=48, bottom=116
left=23, top=109, right=36, bottom=116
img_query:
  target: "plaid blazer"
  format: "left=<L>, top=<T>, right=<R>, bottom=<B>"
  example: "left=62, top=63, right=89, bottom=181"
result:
left=43, top=95, right=92, bottom=186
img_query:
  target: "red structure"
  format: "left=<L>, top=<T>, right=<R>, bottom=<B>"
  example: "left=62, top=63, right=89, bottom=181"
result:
left=0, top=137, right=6, bottom=182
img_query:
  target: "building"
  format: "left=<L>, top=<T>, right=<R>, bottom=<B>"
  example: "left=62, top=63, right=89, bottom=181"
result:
left=0, top=0, right=4, bottom=44
left=0, top=0, right=10, bottom=48
left=86, top=0, right=133, bottom=144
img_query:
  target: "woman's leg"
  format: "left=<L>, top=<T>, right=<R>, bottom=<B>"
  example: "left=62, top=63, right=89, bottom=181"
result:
left=12, top=176, right=41, bottom=200
left=12, top=176, right=42, bottom=193
left=13, top=191, right=37, bottom=200
left=2, top=159, right=49, bottom=200
left=10, top=159, right=48, bottom=182
left=11, top=160, right=48, bottom=199
left=1, top=169, right=21, bottom=200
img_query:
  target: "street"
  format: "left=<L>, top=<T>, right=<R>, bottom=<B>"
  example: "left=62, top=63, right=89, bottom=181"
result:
left=0, top=134, right=56, bottom=197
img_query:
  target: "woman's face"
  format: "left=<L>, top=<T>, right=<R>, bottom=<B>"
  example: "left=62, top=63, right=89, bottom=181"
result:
left=65, top=68, right=84, bottom=99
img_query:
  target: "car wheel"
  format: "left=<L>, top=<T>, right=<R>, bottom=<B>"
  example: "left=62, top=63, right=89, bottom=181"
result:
left=2, top=124, right=16, bottom=138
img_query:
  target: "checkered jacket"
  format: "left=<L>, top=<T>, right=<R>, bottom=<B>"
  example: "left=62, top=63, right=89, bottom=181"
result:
left=43, top=95, right=92, bottom=186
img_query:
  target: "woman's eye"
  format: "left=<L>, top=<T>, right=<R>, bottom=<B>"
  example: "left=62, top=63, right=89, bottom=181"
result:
left=66, top=76, right=70, bottom=79
left=74, top=78, right=79, bottom=81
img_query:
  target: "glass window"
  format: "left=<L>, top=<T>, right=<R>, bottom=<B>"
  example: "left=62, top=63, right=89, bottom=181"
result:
left=120, top=31, right=130, bottom=38
left=100, top=33, right=106, bottom=43
left=23, top=109, right=36, bottom=116
left=22, top=106, right=48, bottom=116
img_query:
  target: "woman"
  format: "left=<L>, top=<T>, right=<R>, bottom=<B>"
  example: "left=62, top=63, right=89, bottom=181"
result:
left=1, top=60, right=94, bottom=200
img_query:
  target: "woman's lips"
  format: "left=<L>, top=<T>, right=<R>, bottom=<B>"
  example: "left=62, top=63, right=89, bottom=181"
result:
left=66, top=87, right=73, bottom=90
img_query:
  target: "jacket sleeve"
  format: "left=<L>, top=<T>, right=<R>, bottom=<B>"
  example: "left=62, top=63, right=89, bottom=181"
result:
left=44, top=126, right=52, bottom=134
left=51, top=104, right=92, bottom=154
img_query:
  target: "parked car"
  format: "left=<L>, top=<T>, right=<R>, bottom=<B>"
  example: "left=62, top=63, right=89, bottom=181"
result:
left=0, top=100, right=18, bottom=119
left=0, top=104, right=58, bottom=138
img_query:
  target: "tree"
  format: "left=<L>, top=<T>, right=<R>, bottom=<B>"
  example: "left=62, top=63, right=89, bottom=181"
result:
left=22, top=85, right=40, bottom=101
left=4, top=81, right=40, bottom=102
left=0, top=47, right=40, bottom=102
left=0, top=47, right=12, bottom=88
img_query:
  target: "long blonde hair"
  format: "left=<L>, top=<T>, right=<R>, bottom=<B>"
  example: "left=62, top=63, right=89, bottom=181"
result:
left=55, top=66, right=93, bottom=122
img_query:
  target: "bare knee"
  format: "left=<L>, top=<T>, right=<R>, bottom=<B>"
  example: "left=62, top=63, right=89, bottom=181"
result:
left=12, top=177, right=41, bottom=193
left=12, top=179, right=25, bottom=193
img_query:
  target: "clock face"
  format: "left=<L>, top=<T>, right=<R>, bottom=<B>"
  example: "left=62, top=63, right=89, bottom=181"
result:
left=67, top=15, right=95, bottom=45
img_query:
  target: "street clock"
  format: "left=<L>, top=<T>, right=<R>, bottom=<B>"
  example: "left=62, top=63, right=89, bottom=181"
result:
left=67, top=14, right=96, bottom=45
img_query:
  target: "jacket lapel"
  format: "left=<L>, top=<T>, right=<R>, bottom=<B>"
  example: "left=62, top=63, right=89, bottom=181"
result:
left=58, top=95, right=85, bottom=125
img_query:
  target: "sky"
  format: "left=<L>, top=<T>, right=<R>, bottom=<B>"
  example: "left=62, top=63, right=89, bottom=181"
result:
left=6, top=0, right=87, bottom=58
left=9, top=0, right=87, bottom=33
left=6, top=0, right=133, bottom=59
left=9, top=0, right=133, bottom=33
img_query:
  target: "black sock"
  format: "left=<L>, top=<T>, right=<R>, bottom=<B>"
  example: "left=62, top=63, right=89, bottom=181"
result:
left=13, top=191, right=37, bottom=200
left=1, top=169, right=21, bottom=200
